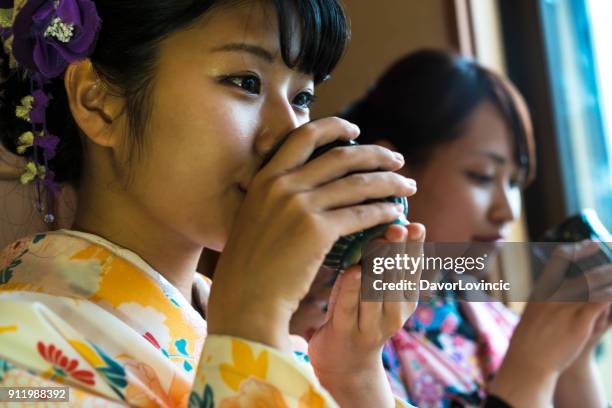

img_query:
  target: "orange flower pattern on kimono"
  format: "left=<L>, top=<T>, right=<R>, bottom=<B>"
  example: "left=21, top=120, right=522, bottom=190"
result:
left=0, top=230, right=413, bottom=407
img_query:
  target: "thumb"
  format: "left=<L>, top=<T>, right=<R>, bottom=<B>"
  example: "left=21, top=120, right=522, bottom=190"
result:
left=329, top=265, right=362, bottom=333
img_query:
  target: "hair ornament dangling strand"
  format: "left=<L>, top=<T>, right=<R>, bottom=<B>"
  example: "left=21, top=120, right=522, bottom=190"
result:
left=0, top=0, right=101, bottom=223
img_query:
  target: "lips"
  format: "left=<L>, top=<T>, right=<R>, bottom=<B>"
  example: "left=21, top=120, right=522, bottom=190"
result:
left=473, top=234, right=504, bottom=242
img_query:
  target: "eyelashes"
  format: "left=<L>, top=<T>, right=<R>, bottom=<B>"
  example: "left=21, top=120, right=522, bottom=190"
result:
left=223, top=74, right=261, bottom=94
left=221, top=73, right=316, bottom=110
left=466, top=171, right=495, bottom=184
left=293, top=91, right=316, bottom=110
left=465, top=171, right=521, bottom=188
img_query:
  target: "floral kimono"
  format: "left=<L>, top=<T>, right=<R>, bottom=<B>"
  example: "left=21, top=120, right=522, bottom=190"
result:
left=383, top=296, right=518, bottom=408
left=0, top=230, right=411, bottom=407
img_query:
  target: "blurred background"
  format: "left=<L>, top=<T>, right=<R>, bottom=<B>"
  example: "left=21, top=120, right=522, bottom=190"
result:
left=312, top=0, right=612, bottom=240
left=1, top=0, right=611, bottom=397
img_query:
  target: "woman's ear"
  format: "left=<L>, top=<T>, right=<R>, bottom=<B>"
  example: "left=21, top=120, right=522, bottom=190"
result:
left=64, top=60, right=124, bottom=148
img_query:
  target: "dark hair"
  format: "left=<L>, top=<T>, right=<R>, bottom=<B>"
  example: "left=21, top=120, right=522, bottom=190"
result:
left=0, top=0, right=350, bottom=186
left=342, top=49, right=536, bottom=185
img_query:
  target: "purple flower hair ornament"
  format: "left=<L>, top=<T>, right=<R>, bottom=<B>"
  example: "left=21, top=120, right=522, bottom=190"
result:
left=0, top=0, right=14, bottom=40
left=12, top=0, right=101, bottom=79
left=3, top=0, right=102, bottom=223
left=15, top=88, right=49, bottom=123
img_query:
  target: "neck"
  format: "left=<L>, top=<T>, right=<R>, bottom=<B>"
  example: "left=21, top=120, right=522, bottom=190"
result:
left=73, top=179, right=202, bottom=303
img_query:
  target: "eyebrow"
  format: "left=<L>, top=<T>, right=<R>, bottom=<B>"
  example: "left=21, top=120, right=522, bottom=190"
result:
left=472, top=151, right=507, bottom=165
left=210, top=43, right=275, bottom=63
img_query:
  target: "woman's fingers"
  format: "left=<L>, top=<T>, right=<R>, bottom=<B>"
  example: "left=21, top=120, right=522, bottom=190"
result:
left=330, top=266, right=362, bottom=333
left=534, top=241, right=602, bottom=299
left=357, top=229, right=399, bottom=335
left=261, top=117, right=360, bottom=175
left=592, top=305, right=611, bottom=333
left=326, top=223, right=427, bottom=349
left=294, top=144, right=404, bottom=188
left=585, top=263, right=612, bottom=296
left=383, top=223, right=425, bottom=324
left=384, top=223, right=409, bottom=242
left=308, top=172, right=416, bottom=210
left=542, top=250, right=612, bottom=301
left=325, top=268, right=344, bottom=324
left=324, top=202, right=406, bottom=237
left=576, top=302, right=611, bottom=336
left=359, top=223, right=426, bottom=336
left=590, top=287, right=612, bottom=302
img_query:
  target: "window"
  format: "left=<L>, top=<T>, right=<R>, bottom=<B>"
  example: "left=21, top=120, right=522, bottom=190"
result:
left=539, top=0, right=612, bottom=395
left=540, top=0, right=612, bottom=228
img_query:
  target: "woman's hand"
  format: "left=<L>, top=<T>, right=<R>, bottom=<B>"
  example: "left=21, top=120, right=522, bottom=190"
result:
left=489, top=301, right=610, bottom=407
left=554, top=304, right=611, bottom=408
left=489, top=241, right=612, bottom=408
left=531, top=241, right=612, bottom=302
left=289, top=267, right=335, bottom=341
left=308, top=223, right=425, bottom=408
left=207, top=117, right=417, bottom=352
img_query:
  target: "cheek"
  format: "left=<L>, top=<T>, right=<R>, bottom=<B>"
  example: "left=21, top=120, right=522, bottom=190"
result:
left=156, top=85, right=255, bottom=153
left=463, top=185, right=495, bottom=215
left=125, top=90, right=258, bottom=245
left=150, top=78, right=261, bottom=179
left=411, top=176, right=487, bottom=241
left=142, top=108, right=251, bottom=193
left=508, top=188, right=523, bottom=218
left=151, top=66, right=260, bottom=174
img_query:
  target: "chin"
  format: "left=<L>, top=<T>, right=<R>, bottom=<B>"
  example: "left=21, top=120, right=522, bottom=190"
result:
left=205, top=239, right=224, bottom=252
left=192, top=213, right=233, bottom=252
left=204, top=224, right=231, bottom=252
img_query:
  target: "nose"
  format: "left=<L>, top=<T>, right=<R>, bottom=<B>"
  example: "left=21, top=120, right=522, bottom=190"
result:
left=489, top=183, right=520, bottom=226
left=254, top=95, right=305, bottom=159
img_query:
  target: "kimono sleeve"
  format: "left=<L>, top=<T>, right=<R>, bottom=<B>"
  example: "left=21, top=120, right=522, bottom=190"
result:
left=191, top=335, right=416, bottom=408
left=190, top=334, right=339, bottom=407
